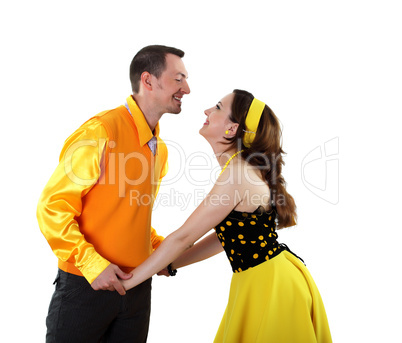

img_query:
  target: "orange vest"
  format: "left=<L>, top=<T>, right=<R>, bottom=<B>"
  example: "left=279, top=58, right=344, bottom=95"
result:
left=58, top=104, right=167, bottom=276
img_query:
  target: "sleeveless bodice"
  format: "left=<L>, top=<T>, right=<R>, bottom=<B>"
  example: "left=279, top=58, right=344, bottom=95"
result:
left=214, top=206, right=283, bottom=273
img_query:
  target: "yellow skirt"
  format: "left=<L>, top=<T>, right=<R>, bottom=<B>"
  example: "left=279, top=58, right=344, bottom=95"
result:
left=214, top=251, right=332, bottom=343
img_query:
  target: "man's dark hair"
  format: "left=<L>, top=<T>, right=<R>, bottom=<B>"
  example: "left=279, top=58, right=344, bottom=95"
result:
left=129, top=45, right=185, bottom=93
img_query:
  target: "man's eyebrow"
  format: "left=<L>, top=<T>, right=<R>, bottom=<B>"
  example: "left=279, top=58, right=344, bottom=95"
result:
left=176, top=72, right=188, bottom=78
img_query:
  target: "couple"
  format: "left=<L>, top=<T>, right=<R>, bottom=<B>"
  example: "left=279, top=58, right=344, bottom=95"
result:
left=37, top=45, right=332, bottom=342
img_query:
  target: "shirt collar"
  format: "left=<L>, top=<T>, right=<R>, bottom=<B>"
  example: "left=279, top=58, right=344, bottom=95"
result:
left=125, top=95, right=160, bottom=147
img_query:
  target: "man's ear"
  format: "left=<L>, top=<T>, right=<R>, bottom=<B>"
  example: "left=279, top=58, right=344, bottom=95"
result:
left=141, top=72, right=153, bottom=91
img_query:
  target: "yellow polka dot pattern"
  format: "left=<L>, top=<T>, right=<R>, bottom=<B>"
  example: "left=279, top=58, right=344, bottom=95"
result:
left=214, top=207, right=282, bottom=273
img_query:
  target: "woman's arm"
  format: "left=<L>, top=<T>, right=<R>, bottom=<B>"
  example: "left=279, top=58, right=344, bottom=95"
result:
left=122, top=169, right=245, bottom=291
left=171, top=232, right=224, bottom=270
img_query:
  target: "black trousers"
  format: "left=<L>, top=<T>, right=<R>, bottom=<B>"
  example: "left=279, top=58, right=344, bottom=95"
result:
left=46, top=269, right=152, bottom=343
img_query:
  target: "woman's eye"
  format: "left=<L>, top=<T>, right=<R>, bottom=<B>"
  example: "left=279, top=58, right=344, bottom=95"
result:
left=216, top=104, right=221, bottom=110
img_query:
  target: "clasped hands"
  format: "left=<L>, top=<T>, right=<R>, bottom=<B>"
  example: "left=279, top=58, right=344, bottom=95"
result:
left=91, top=263, right=169, bottom=295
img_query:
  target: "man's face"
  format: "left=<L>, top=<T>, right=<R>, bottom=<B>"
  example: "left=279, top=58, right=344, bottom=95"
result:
left=152, top=53, right=190, bottom=114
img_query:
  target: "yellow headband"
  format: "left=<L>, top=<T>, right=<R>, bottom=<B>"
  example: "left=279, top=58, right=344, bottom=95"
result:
left=243, top=98, right=265, bottom=148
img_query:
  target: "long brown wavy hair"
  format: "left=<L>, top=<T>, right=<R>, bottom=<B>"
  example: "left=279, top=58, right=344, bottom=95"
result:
left=226, top=89, right=297, bottom=229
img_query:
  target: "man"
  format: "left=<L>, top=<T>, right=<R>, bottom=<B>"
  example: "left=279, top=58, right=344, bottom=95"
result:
left=37, top=45, right=190, bottom=342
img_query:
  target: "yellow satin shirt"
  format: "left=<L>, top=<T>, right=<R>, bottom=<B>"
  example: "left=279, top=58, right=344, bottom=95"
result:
left=37, top=96, right=167, bottom=283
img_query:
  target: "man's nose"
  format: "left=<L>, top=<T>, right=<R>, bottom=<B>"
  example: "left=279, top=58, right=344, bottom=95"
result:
left=181, top=79, right=190, bottom=94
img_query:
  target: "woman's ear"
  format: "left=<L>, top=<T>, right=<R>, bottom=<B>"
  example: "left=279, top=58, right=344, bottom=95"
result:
left=227, top=123, right=239, bottom=136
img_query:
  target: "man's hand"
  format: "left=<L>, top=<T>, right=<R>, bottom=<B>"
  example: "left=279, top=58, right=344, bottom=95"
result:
left=91, top=264, right=133, bottom=295
left=157, top=267, right=170, bottom=277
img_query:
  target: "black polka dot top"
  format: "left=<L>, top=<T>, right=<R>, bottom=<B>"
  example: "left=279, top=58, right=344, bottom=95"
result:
left=214, top=206, right=283, bottom=273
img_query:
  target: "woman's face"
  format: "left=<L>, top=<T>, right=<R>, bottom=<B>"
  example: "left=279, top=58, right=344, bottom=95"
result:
left=199, top=93, right=236, bottom=143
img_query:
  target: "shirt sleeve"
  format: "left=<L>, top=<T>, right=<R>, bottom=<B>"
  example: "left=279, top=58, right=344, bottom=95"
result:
left=150, top=157, right=169, bottom=250
left=37, top=118, right=110, bottom=283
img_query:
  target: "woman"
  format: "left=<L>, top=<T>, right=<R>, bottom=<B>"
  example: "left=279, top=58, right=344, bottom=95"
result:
left=123, top=89, right=332, bottom=342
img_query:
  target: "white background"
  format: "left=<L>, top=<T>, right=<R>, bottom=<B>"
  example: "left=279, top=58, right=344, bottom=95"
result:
left=1, top=0, right=401, bottom=342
